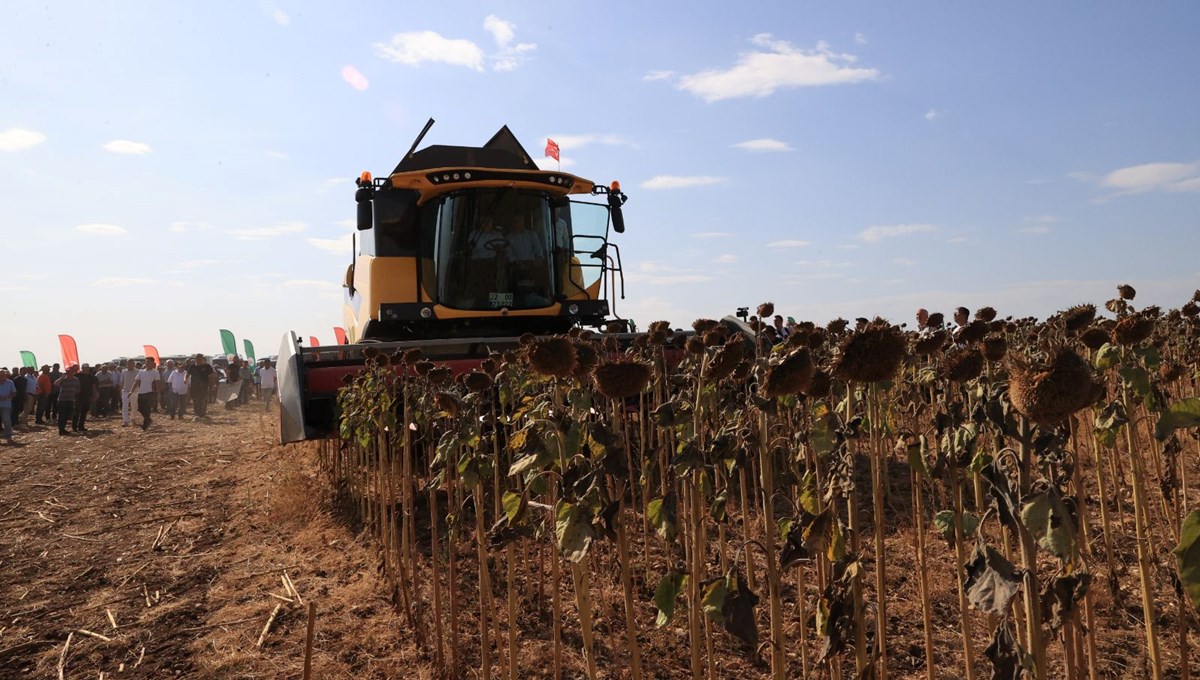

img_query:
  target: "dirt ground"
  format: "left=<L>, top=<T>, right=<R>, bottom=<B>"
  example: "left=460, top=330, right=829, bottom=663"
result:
left=1, top=402, right=1190, bottom=679
left=0, top=404, right=429, bottom=679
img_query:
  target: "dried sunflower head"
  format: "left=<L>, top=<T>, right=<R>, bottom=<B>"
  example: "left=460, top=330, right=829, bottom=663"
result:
left=975, top=307, right=998, bottom=322
left=1160, top=362, right=1186, bottom=383
left=914, top=330, right=947, bottom=356
left=826, top=318, right=849, bottom=335
left=807, top=369, right=832, bottom=399
left=944, top=348, right=984, bottom=382
left=926, top=312, right=945, bottom=328
left=428, top=366, right=453, bottom=387
left=1117, top=284, right=1136, bottom=300
left=957, top=320, right=989, bottom=344
left=1183, top=301, right=1200, bottom=318
left=981, top=334, right=1008, bottom=362
left=1061, top=304, right=1096, bottom=333
left=414, top=360, right=434, bottom=377
left=757, top=302, right=775, bottom=318
left=706, top=337, right=745, bottom=383
left=762, top=348, right=815, bottom=398
left=833, top=319, right=907, bottom=383
left=433, top=391, right=460, bottom=417
left=648, top=329, right=668, bottom=346
left=685, top=336, right=705, bottom=355
left=649, top=320, right=672, bottom=333
left=464, top=371, right=493, bottom=393
left=1112, top=313, right=1155, bottom=346
left=592, top=359, right=653, bottom=399
left=1008, top=348, right=1095, bottom=426
left=572, top=342, right=600, bottom=380
left=602, top=336, right=620, bottom=353
left=362, top=346, right=380, bottom=360
left=403, top=348, right=424, bottom=364
left=693, top=318, right=721, bottom=333
left=526, top=337, right=578, bottom=377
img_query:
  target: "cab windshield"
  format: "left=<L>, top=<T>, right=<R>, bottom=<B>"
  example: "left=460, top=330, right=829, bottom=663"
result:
left=434, top=189, right=556, bottom=310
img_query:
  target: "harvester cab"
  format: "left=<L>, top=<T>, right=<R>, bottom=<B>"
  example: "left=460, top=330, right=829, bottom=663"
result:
left=278, top=120, right=630, bottom=443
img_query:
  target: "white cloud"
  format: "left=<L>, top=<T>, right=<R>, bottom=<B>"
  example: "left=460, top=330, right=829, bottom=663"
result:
left=1017, top=225, right=1051, bottom=235
left=492, top=42, right=537, bottom=72
left=714, top=254, right=738, bottom=263
left=627, top=273, right=714, bottom=285
left=75, top=223, right=127, bottom=236
left=228, top=222, right=307, bottom=240
left=947, top=236, right=968, bottom=243
left=266, top=150, right=289, bottom=160
left=0, top=128, right=46, bottom=152
left=272, top=9, right=290, bottom=26
left=692, top=231, right=731, bottom=239
left=858, top=223, right=936, bottom=242
left=676, top=35, right=878, bottom=102
left=795, top=259, right=851, bottom=268
left=893, top=257, right=916, bottom=266
left=169, top=221, right=212, bottom=233
left=103, top=139, right=151, bottom=154
left=854, top=32, right=868, bottom=45
left=92, top=277, right=153, bottom=288
left=307, top=234, right=354, bottom=255
left=1101, top=162, right=1200, bottom=193
left=341, top=65, right=369, bottom=91
left=643, top=70, right=675, bottom=82
left=374, top=31, right=486, bottom=72
left=767, top=239, right=811, bottom=248
left=640, top=175, right=726, bottom=190
left=924, top=109, right=938, bottom=121
left=484, top=15, right=515, bottom=47
left=732, top=138, right=792, bottom=152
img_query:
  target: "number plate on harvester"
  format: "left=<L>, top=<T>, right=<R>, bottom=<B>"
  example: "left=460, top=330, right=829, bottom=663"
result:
left=489, top=292, right=514, bottom=308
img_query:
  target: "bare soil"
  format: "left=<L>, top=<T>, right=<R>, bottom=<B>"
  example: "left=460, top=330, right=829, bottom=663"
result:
left=0, top=406, right=425, bottom=679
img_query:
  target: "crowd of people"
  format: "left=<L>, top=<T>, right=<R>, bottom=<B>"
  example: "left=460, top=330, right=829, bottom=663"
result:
left=0, top=354, right=277, bottom=444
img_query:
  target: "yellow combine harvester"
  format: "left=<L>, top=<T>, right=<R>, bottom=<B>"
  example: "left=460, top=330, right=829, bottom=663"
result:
left=278, top=121, right=630, bottom=442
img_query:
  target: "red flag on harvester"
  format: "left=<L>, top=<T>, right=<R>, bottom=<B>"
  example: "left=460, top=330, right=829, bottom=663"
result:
left=333, top=327, right=348, bottom=345
left=143, top=345, right=161, bottom=365
left=309, top=336, right=320, bottom=348
left=545, top=138, right=560, bottom=161
left=58, top=334, right=80, bottom=369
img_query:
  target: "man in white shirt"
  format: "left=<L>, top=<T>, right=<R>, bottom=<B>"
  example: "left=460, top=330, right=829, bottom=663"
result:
left=168, top=363, right=188, bottom=419
left=129, top=357, right=161, bottom=431
left=119, top=359, right=138, bottom=427
left=258, top=360, right=278, bottom=412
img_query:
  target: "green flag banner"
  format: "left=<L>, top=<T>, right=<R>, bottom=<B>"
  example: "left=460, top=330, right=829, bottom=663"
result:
left=20, top=351, right=37, bottom=368
left=244, top=339, right=256, bottom=365
left=220, top=329, right=238, bottom=358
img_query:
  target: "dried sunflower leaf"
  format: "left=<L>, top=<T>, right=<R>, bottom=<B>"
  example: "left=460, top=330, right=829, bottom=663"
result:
left=964, top=544, right=1023, bottom=615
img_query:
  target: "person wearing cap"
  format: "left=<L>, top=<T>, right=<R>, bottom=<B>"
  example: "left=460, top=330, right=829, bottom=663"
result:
left=35, top=366, right=53, bottom=425
left=258, top=359, right=277, bottom=412
left=54, top=366, right=81, bottom=435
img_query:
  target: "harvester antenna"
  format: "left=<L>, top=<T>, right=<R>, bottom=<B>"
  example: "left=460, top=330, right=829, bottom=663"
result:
left=403, top=118, right=436, bottom=161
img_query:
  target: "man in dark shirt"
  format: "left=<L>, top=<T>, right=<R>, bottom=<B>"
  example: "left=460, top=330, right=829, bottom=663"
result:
left=54, top=367, right=81, bottom=436
left=10, top=367, right=26, bottom=429
left=73, top=365, right=98, bottom=432
left=186, top=354, right=215, bottom=419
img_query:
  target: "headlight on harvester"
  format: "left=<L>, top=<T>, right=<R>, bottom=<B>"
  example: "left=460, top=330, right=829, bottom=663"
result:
left=420, top=307, right=433, bottom=319
left=568, top=304, right=579, bottom=315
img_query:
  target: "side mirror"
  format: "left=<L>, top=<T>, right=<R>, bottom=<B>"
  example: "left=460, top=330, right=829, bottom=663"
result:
left=607, top=190, right=626, bottom=233
left=356, top=200, right=373, bottom=231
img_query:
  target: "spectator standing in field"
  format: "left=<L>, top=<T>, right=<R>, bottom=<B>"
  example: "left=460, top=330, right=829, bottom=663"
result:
left=0, top=368, right=15, bottom=443
left=54, top=366, right=80, bottom=436
left=259, top=360, right=277, bottom=411
left=130, top=357, right=160, bottom=431
left=120, top=359, right=138, bottom=427
left=168, top=362, right=188, bottom=419
left=772, top=315, right=790, bottom=340
left=159, top=360, right=174, bottom=415
left=95, top=365, right=114, bottom=417
left=239, top=361, right=253, bottom=405
left=186, top=354, right=214, bottom=419
left=951, top=306, right=971, bottom=345
left=23, top=368, right=39, bottom=426
left=73, top=364, right=96, bottom=432
left=48, top=363, right=62, bottom=418
left=11, top=367, right=27, bottom=429
left=35, top=366, right=53, bottom=425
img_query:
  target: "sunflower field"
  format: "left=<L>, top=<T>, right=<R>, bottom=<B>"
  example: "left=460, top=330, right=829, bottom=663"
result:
left=311, top=285, right=1200, bottom=679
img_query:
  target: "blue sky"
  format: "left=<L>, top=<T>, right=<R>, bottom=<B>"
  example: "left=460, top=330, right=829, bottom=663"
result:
left=3, top=2, right=1199, bottom=363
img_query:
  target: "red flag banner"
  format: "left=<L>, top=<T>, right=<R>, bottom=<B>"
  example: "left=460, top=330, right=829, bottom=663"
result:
left=333, top=327, right=348, bottom=345
left=58, top=334, right=80, bottom=368
left=143, top=345, right=161, bottom=365
left=545, top=138, right=560, bottom=161
left=309, top=336, right=320, bottom=347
